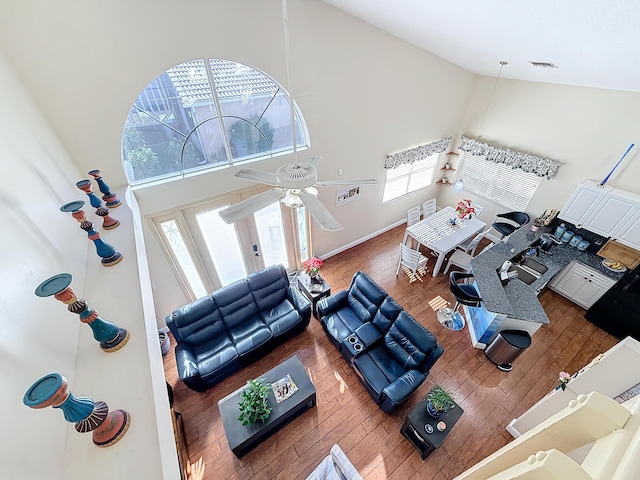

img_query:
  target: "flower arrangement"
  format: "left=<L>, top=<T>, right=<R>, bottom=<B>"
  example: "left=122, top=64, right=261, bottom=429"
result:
left=456, top=199, right=476, bottom=219
left=304, top=256, right=323, bottom=277
left=558, top=371, right=572, bottom=391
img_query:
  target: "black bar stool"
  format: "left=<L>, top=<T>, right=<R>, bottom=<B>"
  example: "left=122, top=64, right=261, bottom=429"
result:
left=492, top=211, right=530, bottom=237
left=437, top=272, right=482, bottom=330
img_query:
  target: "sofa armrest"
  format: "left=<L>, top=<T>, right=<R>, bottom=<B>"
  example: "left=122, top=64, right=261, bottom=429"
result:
left=382, top=370, right=426, bottom=407
left=288, top=285, right=312, bottom=322
left=422, top=344, right=444, bottom=374
left=174, top=343, right=201, bottom=388
left=317, top=290, right=348, bottom=318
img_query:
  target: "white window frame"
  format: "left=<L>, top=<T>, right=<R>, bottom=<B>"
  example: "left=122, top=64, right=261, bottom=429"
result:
left=458, top=152, right=542, bottom=211
left=382, top=154, right=438, bottom=203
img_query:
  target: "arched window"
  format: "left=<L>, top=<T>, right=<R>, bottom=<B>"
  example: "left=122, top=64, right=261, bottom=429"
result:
left=122, top=59, right=309, bottom=185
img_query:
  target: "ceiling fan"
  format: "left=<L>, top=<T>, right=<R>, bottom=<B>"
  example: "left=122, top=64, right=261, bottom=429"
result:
left=219, top=0, right=376, bottom=232
left=218, top=157, right=377, bottom=231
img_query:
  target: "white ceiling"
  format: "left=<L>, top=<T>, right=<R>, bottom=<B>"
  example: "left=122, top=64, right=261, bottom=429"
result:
left=322, top=0, right=640, bottom=92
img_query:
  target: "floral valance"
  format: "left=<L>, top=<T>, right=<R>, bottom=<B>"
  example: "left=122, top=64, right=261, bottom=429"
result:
left=458, top=135, right=560, bottom=179
left=384, top=136, right=452, bottom=170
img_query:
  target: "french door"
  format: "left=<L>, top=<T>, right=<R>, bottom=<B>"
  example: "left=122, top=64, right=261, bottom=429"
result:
left=152, top=187, right=311, bottom=300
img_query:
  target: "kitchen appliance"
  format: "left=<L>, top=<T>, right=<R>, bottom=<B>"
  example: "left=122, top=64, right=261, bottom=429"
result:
left=586, top=265, right=640, bottom=341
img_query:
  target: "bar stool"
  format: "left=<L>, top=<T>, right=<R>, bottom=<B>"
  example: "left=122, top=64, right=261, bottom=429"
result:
left=492, top=211, right=530, bottom=237
left=437, top=271, right=482, bottom=330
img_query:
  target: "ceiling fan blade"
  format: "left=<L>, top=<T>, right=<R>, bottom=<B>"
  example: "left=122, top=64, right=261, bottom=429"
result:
left=299, top=191, right=343, bottom=231
left=315, top=179, right=378, bottom=187
left=219, top=189, right=285, bottom=224
left=306, top=156, right=321, bottom=168
left=235, top=168, right=279, bottom=186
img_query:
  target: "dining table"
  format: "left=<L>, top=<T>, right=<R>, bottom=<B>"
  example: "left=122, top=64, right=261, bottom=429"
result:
left=403, top=205, right=487, bottom=277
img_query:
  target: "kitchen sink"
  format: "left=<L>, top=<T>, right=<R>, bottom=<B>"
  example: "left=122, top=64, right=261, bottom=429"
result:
left=509, top=258, right=549, bottom=285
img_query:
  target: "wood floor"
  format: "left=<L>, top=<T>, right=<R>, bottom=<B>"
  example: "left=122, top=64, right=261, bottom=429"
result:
left=162, top=224, right=620, bottom=480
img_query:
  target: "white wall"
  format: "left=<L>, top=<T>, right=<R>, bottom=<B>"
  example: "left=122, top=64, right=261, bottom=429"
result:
left=439, top=77, right=640, bottom=223
left=0, top=51, right=178, bottom=479
left=0, top=50, right=87, bottom=478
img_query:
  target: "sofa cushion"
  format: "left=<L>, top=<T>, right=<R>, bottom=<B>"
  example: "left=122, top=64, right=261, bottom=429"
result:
left=347, top=273, right=388, bottom=323
left=384, top=312, right=436, bottom=369
left=193, top=339, right=240, bottom=382
left=353, top=345, right=407, bottom=398
left=247, top=264, right=289, bottom=311
left=213, top=280, right=272, bottom=355
left=260, top=299, right=301, bottom=337
left=168, top=296, right=232, bottom=347
left=322, top=306, right=367, bottom=346
left=371, top=296, right=404, bottom=334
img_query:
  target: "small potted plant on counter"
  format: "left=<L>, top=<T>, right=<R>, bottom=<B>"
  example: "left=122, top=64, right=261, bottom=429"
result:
left=238, top=378, right=272, bottom=425
left=426, top=385, right=456, bottom=418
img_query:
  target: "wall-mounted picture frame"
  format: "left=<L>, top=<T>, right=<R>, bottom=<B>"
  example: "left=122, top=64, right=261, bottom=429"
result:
left=337, top=185, right=360, bottom=206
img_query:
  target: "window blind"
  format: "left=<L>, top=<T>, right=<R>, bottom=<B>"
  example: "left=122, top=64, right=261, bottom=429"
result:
left=459, top=153, right=541, bottom=211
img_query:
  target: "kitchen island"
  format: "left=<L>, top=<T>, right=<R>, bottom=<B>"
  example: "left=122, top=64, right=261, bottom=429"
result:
left=467, top=222, right=624, bottom=348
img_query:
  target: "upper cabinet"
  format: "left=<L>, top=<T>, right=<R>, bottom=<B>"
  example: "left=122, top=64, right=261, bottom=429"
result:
left=559, top=180, right=640, bottom=249
left=558, top=181, right=610, bottom=226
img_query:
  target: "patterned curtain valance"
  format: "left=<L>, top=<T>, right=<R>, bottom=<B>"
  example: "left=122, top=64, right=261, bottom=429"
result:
left=384, top=136, right=452, bottom=170
left=458, top=135, right=561, bottom=179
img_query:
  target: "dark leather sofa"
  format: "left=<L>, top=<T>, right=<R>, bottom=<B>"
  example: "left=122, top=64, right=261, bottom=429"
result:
left=318, top=271, right=443, bottom=413
left=166, top=264, right=312, bottom=392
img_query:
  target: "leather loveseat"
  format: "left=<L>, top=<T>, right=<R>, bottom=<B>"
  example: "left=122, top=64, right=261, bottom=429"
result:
left=317, top=271, right=443, bottom=413
left=166, top=264, right=312, bottom=392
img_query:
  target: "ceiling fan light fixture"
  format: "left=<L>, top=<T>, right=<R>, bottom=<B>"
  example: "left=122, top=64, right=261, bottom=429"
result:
left=281, top=189, right=304, bottom=208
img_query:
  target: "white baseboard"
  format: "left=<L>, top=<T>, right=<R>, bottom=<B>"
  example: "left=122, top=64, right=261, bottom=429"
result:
left=322, top=218, right=407, bottom=259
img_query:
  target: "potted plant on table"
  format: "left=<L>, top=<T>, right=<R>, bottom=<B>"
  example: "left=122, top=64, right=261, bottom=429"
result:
left=238, top=379, right=272, bottom=425
left=304, top=256, right=323, bottom=281
left=456, top=199, right=476, bottom=219
left=426, top=385, right=456, bottom=418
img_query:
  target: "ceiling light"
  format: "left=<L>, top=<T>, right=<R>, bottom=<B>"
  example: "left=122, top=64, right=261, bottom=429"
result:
left=529, top=61, right=558, bottom=69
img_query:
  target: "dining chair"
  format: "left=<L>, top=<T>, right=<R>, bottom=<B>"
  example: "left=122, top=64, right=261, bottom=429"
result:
left=406, top=205, right=421, bottom=227
left=422, top=198, right=437, bottom=219
left=396, top=243, right=429, bottom=283
left=443, top=231, right=487, bottom=274
left=472, top=203, right=484, bottom=218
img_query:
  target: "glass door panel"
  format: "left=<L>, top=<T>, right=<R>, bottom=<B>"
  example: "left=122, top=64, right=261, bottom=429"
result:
left=195, top=207, right=247, bottom=286
left=159, top=219, right=208, bottom=299
left=253, top=202, right=289, bottom=269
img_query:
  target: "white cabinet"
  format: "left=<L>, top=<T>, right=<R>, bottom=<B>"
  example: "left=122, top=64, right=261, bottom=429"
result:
left=559, top=181, right=609, bottom=226
left=559, top=180, right=640, bottom=239
left=583, top=191, right=638, bottom=237
left=614, top=214, right=640, bottom=250
left=549, top=261, right=616, bottom=309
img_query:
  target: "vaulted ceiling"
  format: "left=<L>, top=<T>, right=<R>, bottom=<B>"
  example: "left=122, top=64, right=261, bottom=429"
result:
left=322, top=0, right=640, bottom=92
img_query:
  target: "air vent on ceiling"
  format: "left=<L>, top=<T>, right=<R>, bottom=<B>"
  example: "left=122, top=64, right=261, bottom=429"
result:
left=529, top=61, right=558, bottom=69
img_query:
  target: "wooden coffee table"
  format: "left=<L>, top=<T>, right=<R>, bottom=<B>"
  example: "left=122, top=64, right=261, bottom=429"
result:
left=218, top=355, right=316, bottom=457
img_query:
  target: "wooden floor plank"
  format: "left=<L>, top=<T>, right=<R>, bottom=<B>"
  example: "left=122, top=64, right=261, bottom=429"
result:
left=162, top=223, right=621, bottom=479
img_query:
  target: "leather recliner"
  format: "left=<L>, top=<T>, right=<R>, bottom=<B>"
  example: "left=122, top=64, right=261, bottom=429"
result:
left=167, top=264, right=312, bottom=392
left=318, top=271, right=444, bottom=413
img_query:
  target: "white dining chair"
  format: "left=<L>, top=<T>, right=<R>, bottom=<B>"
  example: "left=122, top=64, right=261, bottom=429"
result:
left=396, top=243, right=429, bottom=283
left=406, top=205, right=421, bottom=227
left=472, top=203, right=484, bottom=218
left=422, top=198, right=437, bottom=219
left=443, top=231, right=488, bottom=274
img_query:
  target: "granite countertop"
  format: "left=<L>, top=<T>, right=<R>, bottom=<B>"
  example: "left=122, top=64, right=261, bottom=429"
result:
left=470, top=223, right=625, bottom=324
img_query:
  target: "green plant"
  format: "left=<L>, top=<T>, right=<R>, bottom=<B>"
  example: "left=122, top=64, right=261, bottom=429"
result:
left=237, top=379, right=272, bottom=425
left=427, top=386, right=456, bottom=413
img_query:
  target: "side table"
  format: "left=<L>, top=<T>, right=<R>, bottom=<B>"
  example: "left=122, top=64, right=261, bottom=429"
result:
left=400, top=388, right=464, bottom=460
left=296, top=272, right=331, bottom=319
